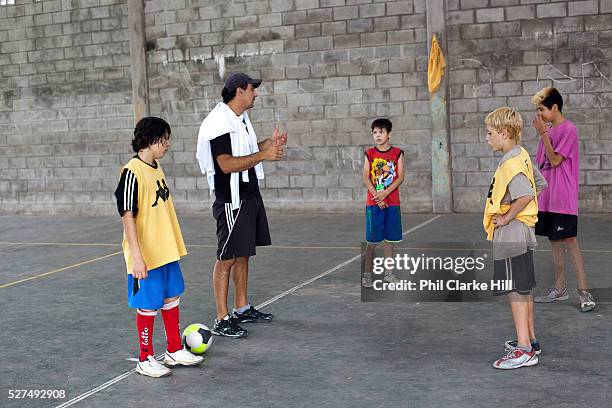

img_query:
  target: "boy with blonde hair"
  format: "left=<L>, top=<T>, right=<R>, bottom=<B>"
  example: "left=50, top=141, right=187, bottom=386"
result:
left=483, top=107, right=548, bottom=369
left=531, top=87, right=596, bottom=312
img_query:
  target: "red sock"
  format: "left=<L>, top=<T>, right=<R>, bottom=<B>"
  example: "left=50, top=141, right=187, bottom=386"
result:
left=161, top=300, right=182, bottom=353
left=136, top=309, right=156, bottom=362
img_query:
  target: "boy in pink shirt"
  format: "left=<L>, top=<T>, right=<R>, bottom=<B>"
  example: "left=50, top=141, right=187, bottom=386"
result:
left=531, top=87, right=596, bottom=312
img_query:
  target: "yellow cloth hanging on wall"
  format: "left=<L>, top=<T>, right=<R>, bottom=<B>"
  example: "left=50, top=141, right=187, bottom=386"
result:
left=428, top=34, right=446, bottom=93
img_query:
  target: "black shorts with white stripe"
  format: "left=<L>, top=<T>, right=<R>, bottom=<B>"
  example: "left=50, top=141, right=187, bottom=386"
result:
left=492, top=250, right=536, bottom=296
left=212, top=192, right=271, bottom=260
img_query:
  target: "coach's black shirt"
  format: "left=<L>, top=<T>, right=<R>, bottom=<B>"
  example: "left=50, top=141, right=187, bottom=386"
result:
left=210, top=132, right=259, bottom=202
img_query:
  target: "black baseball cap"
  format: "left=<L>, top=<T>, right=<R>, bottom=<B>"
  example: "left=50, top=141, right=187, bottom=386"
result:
left=224, top=73, right=262, bottom=92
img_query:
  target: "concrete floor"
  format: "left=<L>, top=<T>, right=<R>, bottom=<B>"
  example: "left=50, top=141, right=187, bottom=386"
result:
left=1, top=213, right=611, bottom=408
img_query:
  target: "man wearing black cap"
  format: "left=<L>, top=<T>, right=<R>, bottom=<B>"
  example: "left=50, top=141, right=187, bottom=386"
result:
left=196, top=73, right=287, bottom=337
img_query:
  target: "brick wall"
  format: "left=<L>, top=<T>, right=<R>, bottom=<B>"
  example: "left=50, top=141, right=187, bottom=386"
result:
left=0, top=0, right=132, bottom=214
left=142, top=0, right=433, bottom=213
left=447, top=0, right=612, bottom=212
left=0, top=0, right=610, bottom=214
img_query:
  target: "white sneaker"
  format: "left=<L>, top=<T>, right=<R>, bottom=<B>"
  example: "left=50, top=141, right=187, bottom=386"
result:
left=534, top=286, right=569, bottom=303
left=136, top=355, right=172, bottom=378
left=362, top=273, right=373, bottom=288
left=577, top=289, right=596, bottom=312
left=493, top=349, right=538, bottom=370
left=383, top=271, right=399, bottom=284
left=163, top=348, right=204, bottom=367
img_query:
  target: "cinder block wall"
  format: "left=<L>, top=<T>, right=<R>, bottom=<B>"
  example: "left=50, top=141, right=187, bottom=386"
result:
left=446, top=0, right=612, bottom=212
left=1, top=0, right=610, bottom=214
left=0, top=0, right=133, bottom=214
left=142, top=0, right=433, bottom=213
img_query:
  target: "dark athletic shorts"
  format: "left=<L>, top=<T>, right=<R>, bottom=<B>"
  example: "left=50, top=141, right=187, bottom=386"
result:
left=212, top=193, right=271, bottom=260
left=493, top=250, right=536, bottom=296
left=535, top=211, right=577, bottom=240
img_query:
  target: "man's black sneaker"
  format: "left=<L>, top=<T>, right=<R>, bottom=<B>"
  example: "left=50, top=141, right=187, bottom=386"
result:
left=211, top=315, right=248, bottom=338
left=233, top=306, right=273, bottom=323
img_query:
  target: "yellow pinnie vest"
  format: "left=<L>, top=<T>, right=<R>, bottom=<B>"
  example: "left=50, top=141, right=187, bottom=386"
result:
left=483, top=146, right=538, bottom=241
left=121, top=158, right=187, bottom=274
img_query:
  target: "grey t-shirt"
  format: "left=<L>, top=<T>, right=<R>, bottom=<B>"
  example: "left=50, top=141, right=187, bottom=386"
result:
left=492, top=146, right=548, bottom=260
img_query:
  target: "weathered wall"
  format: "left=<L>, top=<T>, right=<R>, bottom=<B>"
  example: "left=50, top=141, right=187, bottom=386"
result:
left=0, top=0, right=132, bottom=214
left=1, top=0, right=610, bottom=214
left=446, top=0, right=612, bottom=212
left=142, top=0, right=433, bottom=213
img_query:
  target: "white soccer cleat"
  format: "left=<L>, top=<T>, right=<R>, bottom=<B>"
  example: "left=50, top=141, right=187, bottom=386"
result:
left=163, top=348, right=204, bottom=367
left=136, top=355, right=172, bottom=378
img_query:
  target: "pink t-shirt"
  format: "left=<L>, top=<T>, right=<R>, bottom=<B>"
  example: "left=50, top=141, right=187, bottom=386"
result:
left=536, top=119, right=579, bottom=215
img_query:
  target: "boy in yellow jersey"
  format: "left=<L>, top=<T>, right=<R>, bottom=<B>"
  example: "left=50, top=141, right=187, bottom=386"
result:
left=483, top=108, right=548, bottom=369
left=114, top=117, right=203, bottom=378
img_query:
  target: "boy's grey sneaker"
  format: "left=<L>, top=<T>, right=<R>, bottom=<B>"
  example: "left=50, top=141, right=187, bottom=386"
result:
left=493, top=349, right=538, bottom=370
left=534, top=286, right=569, bottom=303
left=362, top=273, right=373, bottom=288
left=505, top=340, right=541, bottom=355
left=383, top=271, right=399, bottom=284
left=577, top=290, right=596, bottom=312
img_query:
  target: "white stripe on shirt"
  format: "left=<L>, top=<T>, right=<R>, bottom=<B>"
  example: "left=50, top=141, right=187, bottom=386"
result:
left=124, top=170, right=135, bottom=212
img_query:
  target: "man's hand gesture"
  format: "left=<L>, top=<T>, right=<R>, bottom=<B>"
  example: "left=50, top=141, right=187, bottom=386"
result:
left=272, top=126, right=288, bottom=146
left=262, top=141, right=284, bottom=161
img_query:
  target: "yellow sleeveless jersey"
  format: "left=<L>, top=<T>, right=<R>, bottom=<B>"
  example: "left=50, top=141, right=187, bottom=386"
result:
left=120, top=157, right=187, bottom=274
left=483, top=146, right=538, bottom=241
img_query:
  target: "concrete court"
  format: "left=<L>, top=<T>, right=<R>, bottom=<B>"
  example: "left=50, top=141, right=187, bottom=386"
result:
left=1, top=212, right=611, bottom=408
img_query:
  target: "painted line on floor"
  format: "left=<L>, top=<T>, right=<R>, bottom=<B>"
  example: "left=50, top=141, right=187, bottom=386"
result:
left=0, top=251, right=123, bottom=289
left=0, top=241, right=119, bottom=247
left=1, top=240, right=612, bottom=254
left=53, top=215, right=443, bottom=408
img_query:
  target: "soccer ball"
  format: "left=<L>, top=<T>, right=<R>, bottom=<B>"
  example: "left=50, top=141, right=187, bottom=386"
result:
left=182, top=323, right=213, bottom=355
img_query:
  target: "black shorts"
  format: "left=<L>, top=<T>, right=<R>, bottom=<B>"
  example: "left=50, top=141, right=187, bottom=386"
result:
left=493, top=250, right=536, bottom=296
left=212, top=193, right=271, bottom=260
left=535, top=211, right=577, bottom=240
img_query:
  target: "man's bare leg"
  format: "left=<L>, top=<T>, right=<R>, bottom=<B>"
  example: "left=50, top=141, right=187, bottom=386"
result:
left=231, top=256, right=249, bottom=310
left=213, top=258, right=236, bottom=321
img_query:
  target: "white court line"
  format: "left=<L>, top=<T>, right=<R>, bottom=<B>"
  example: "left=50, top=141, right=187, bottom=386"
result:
left=54, top=215, right=442, bottom=408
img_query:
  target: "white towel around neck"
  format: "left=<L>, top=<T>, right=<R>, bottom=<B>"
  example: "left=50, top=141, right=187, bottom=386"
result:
left=196, top=102, right=264, bottom=210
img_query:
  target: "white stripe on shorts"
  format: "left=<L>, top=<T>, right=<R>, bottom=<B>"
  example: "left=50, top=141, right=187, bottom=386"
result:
left=220, top=201, right=243, bottom=258
left=225, top=203, right=233, bottom=230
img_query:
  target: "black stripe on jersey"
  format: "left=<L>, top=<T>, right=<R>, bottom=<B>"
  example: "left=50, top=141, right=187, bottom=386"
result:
left=114, top=168, right=139, bottom=216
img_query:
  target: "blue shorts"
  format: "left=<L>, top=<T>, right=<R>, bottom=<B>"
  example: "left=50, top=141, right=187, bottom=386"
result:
left=365, top=205, right=403, bottom=244
left=127, top=261, right=185, bottom=310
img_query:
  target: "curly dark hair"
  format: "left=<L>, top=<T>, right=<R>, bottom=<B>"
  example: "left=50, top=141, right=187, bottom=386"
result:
left=131, top=117, right=171, bottom=153
left=371, top=118, right=392, bottom=133
left=221, top=85, right=247, bottom=104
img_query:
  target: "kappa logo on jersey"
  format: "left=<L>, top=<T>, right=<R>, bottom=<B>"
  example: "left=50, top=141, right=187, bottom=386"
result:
left=152, top=179, right=170, bottom=207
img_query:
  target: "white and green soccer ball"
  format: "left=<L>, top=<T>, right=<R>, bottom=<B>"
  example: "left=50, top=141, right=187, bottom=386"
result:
left=182, top=323, right=213, bottom=355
